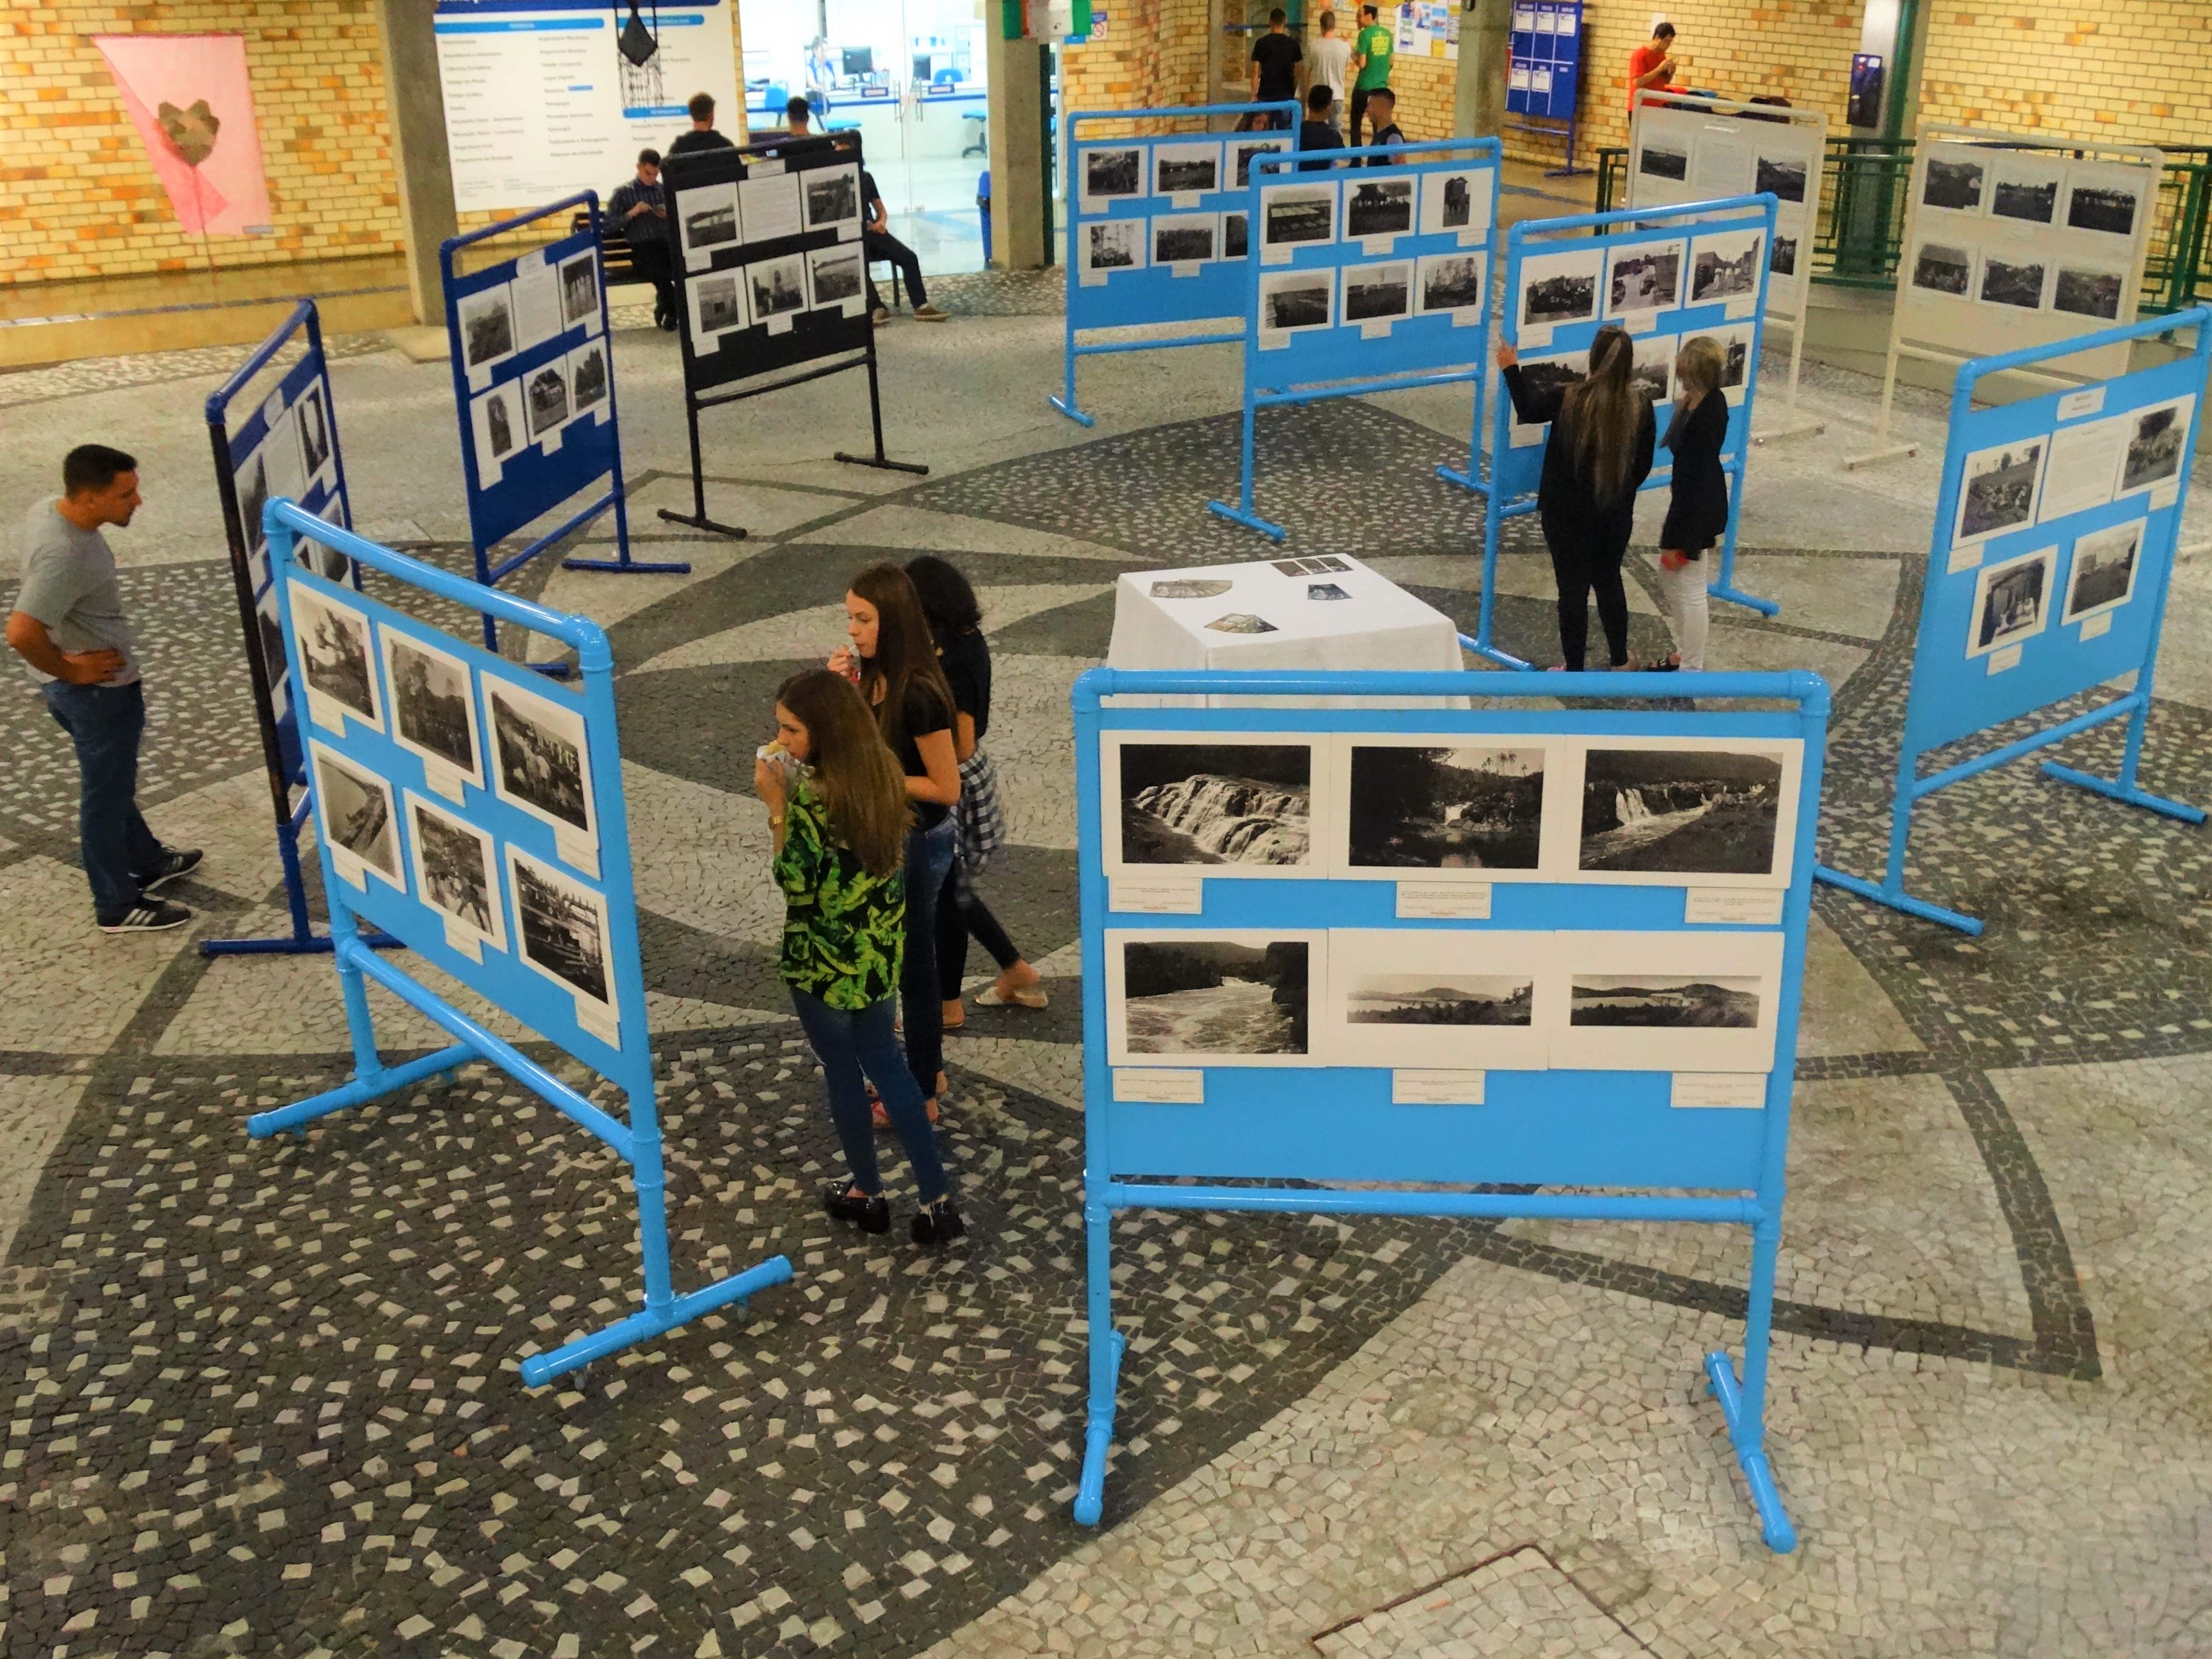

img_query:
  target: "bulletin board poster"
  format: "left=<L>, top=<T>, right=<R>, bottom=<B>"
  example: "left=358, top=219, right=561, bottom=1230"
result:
left=1396, top=2, right=1460, bottom=59
left=434, top=0, right=741, bottom=213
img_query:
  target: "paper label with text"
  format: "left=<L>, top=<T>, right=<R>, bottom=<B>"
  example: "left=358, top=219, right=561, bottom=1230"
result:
left=1683, top=888, right=1784, bottom=926
left=1392, top=1069, right=1486, bottom=1105
left=1395, top=883, right=1492, bottom=919
left=1111, top=874, right=1205, bottom=913
left=1671, top=1072, right=1768, bottom=1108
left=1113, top=1068, right=1205, bottom=1103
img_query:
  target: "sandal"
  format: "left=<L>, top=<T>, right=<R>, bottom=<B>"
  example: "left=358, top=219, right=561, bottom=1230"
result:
left=871, top=1096, right=942, bottom=1131
left=1641, top=657, right=1681, bottom=672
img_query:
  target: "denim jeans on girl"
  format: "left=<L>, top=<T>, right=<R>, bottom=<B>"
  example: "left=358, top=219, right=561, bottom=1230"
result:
left=900, top=815, right=958, bottom=1097
left=790, top=989, right=948, bottom=1200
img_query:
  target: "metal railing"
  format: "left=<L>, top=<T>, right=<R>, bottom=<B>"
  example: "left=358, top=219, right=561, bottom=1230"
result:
left=1596, top=137, right=2212, bottom=315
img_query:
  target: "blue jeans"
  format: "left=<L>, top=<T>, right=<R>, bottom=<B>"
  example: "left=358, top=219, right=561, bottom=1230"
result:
left=42, top=680, right=165, bottom=922
left=790, top=989, right=949, bottom=1201
left=901, top=816, right=958, bottom=1098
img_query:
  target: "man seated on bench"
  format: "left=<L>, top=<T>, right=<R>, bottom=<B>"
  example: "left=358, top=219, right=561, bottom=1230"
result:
left=860, top=169, right=947, bottom=324
left=608, top=148, right=676, bottom=330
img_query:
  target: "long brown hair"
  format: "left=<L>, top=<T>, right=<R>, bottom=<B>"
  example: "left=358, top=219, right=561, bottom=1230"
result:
left=849, top=562, right=955, bottom=752
left=1561, top=326, right=1644, bottom=504
left=776, top=668, right=908, bottom=879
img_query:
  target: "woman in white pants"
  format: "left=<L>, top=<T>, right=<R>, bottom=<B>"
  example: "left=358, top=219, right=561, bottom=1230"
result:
left=1650, top=336, right=1729, bottom=671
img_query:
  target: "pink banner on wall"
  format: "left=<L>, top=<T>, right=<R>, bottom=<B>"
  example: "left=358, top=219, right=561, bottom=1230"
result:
left=94, top=32, right=272, bottom=236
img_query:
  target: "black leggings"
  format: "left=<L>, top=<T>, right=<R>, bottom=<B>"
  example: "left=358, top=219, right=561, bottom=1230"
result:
left=935, top=864, right=1022, bottom=993
left=1549, top=535, right=1631, bottom=671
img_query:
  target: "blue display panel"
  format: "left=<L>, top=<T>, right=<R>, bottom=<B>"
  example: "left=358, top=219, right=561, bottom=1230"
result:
left=1464, top=194, right=1782, bottom=664
left=254, top=501, right=789, bottom=1383
left=1068, top=665, right=1831, bottom=1555
left=1817, top=307, right=2211, bottom=934
left=1507, top=0, right=1583, bottom=120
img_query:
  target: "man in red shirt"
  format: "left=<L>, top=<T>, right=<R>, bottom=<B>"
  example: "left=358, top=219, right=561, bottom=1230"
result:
left=1627, top=21, right=1679, bottom=116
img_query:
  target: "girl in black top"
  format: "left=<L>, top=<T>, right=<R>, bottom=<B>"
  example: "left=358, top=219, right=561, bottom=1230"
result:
left=832, top=563, right=960, bottom=1116
left=904, top=556, right=1049, bottom=1029
left=1496, top=327, right=1656, bottom=671
left=1649, top=335, right=1729, bottom=671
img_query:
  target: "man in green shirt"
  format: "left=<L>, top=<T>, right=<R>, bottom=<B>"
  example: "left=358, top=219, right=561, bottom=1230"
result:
left=1348, top=4, right=1394, bottom=147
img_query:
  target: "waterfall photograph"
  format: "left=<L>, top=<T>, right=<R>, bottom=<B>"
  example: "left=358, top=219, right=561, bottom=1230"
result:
left=1115, top=936, right=1312, bottom=1059
left=1578, top=747, right=1784, bottom=876
left=1345, top=743, right=1544, bottom=870
left=1115, top=740, right=1313, bottom=868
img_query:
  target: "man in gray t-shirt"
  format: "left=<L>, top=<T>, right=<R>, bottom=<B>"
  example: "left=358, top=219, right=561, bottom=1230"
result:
left=9, top=445, right=201, bottom=932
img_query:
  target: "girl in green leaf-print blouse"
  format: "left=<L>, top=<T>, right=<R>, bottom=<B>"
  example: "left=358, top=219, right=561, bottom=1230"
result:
left=760, top=669, right=963, bottom=1245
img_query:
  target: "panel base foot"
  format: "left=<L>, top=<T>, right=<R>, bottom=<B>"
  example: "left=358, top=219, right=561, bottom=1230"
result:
left=1813, top=862, right=1984, bottom=935
left=1842, top=441, right=1919, bottom=470
left=2041, top=761, right=2206, bottom=823
left=1705, top=1351, right=1797, bottom=1554
left=1205, top=499, right=1288, bottom=542
left=655, top=509, right=748, bottom=540
left=518, top=1256, right=796, bottom=1386
left=834, top=451, right=929, bottom=475
left=560, top=557, right=693, bottom=574
left=1072, top=1327, right=1128, bottom=1527
left=1049, top=394, right=1097, bottom=428
left=1710, top=581, right=1780, bottom=618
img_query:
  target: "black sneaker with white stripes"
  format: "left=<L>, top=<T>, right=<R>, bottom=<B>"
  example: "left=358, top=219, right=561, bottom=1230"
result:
left=139, top=847, right=204, bottom=893
left=98, top=898, right=193, bottom=934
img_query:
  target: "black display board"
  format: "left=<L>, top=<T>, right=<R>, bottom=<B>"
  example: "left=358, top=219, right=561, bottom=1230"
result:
left=660, top=130, right=924, bottom=537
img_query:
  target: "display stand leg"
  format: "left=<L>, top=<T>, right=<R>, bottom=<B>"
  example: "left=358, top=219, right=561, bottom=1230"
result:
left=1072, top=1197, right=1125, bottom=1527
left=1843, top=349, right=1919, bottom=469
left=2041, top=696, right=2205, bottom=822
left=656, top=397, right=751, bottom=540
left=1436, top=369, right=1489, bottom=494
left=832, top=349, right=930, bottom=475
left=1708, top=464, right=1779, bottom=617
left=562, top=476, right=692, bottom=575
left=1704, top=1211, right=1796, bottom=1553
left=201, top=809, right=400, bottom=957
left=1752, top=322, right=1825, bottom=444
left=1465, top=507, right=1533, bottom=669
left=1050, top=331, right=1096, bottom=427
left=1814, top=762, right=1986, bottom=933
left=1206, top=395, right=1289, bottom=540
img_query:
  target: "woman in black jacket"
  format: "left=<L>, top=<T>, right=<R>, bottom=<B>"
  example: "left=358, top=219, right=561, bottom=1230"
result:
left=1649, top=335, right=1730, bottom=671
left=1496, top=326, right=1656, bottom=671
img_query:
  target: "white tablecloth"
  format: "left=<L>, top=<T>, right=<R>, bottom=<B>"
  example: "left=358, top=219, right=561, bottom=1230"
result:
left=1106, top=553, right=1465, bottom=674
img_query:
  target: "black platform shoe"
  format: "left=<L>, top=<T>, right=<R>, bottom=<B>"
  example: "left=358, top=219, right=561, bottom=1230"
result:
left=823, top=1183, right=890, bottom=1234
left=911, top=1196, right=966, bottom=1245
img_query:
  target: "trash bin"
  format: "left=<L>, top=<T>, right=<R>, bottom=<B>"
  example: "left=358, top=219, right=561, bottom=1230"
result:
left=978, top=168, right=992, bottom=266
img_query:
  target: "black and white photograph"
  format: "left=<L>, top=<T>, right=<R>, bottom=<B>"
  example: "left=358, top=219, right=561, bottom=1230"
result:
left=679, top=183, right=740, bottom=255
left=1577, top=746, right=1786, bottom=877
left=457, top=283, right=516, bottom=370
left=468, top=382, right=520, bottom=484
left=1260, top=181, right=1338, bottom=250
left=1968, top=545, right=2054, bottom=657
left=2065, top=165, right=2143, bottom=238
left=2053, top=265, right=2125, bottom=321
left=237, top=450, right=269, bottom=551
left=1307, top=582, right=1349, bottom=600
left=1272, top=555, right=1351, bottom=576
left=1081, top=145, right=1143, bottom=209
left=558, top=250, right=598, bottom=329
left=1322, top=928, right=1553, bottom=1070
left=1979, top=255, right=2047, bottom=311
left=1754, top=153, right=1809, bottom=204
left=1417, top=252, right=1484, bottom=317
left=747, top=253, right=808, bottom=321
left=1571, top=973, right=1761, bottom=1028
left=1108, top=932, right=1318, bottom=1064
left=310, top=742, right=402, bottom=889
left=1630, top=331, right=1676, bottom=403
left=687, top=269, right=747, bottom=339
left=382, top=627, right=482, bottom=785
left=1152, top=213, right=1216, bottom=266
left=1222, top=210, right=1250, bottom=259
left=1689, top=229, right=1763, bottom=304
left=296, top=383, right=331, bottom=478
left=1205, top=611, right=1278, bottom=633
left=407, top=791, right=505, bottom=950
left=1420, top=169, right=1483, bottom=235
left=567, top=339, right=609, bottom=417
left=1708, top=322, right=1754, bottom=402
left=1149, top=578, right=1233, bottom=599
left=1229, top=135, right=1291, bottom=188
left=1507, top=351, right=1585, bottom=445
left=802, top=164, right=861, bottom=232
left=1345, top=177, right=1414, bottom=239
left=1910, top=239, right=1974, bottom=298
left=291, top=583, right=381, bottom=729
left=2117, top=397, right=2192, bottom=494
left=1258, top=267, right=1333, bottom=337
left=1345, top=742, right=1545, bottom=872
left=2063, top=520, right=2142, bottom=623
left=255, top=590, right=287, bottom=689
left=1769, top=234, right=1799, bottom=278
left=487, top=675, right=597, bottom=846
left=1638, top=141, right=1690, bottom=184
left=1342, top=260, right=1411, bottom=323
left=1607, top=240, right=1683, bottom=315
left=1922, top=154, right=1986, bottom=213
left=1519, top=248, right=1601, bottom=327
left=508, top=846, right=618, bottom=1025
left=1113, top=738, right=1313, bottom=869
left=1083, top=218, right=1144, bottom=278
left=522, top=360, right=569, bottom=441
left=1989, top=154, right=2064, bottom=225
left=1153, top=141, right=1220, bottom=196
left=806, top=243, right=865, bottom=313
left=1954, top=437, right=2048, bottom=545
left=1350, top=971, right=1533, bottom=1026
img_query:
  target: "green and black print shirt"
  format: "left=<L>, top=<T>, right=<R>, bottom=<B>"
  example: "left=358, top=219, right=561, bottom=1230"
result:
left=774, top=783, right=906, bottom=1010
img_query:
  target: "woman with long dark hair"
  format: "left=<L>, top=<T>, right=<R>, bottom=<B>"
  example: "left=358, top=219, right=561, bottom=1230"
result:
left=828, top=563, right=961, bottom=1118
left=903, top=555, right=1048, bottom=1028
left=756, top=668, right=961, bottom=1243
left=1495, top=326, right=1656, bottom=670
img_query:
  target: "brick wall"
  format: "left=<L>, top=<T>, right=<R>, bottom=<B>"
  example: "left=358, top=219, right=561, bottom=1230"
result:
left=1060, top=0, right=1212, bottom=138
left=0, top=1, right=404, bottom=287
left=1917, top=5, right=2211, bottom=149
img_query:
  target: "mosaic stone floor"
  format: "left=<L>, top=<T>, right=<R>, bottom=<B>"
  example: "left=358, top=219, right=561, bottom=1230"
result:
left=2, top=298, right=2211, bottom=1658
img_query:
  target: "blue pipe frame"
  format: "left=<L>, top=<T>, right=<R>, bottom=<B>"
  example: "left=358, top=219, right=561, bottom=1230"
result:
left=1051, top=100, right=1301, bottom=428
left=250, top=498, right=791, bottom=1385
left=440, top=193, right=690, bottom=675
left=1814, top=306, right=2212, bottom=935
left=1068, top=664, right=1829, bottom=1555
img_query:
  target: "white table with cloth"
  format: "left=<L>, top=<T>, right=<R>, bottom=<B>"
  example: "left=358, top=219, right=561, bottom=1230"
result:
left=1105, top=553, right=1466, bottom=673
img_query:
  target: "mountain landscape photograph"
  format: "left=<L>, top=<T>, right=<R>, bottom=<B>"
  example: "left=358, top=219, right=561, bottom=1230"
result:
left=1118, top=742, right=1311, bottom=867
left=1569, top=974, right=1761, bottom=1028
left=1346, top=973, right=1533, bottom=1026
